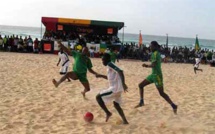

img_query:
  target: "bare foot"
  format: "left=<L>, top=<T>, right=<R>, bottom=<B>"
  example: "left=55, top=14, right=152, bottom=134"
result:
left=123, top=121, right=129, bottom=124
left=173, top=105, right=178, bottom=115
left=106, top=113, right=112, bottom=122
left=67, top=79, right=71, bottom=82
left=81, top=91, right=86, bottom=98
left=52, top=79, right=58, bottom=88
left=134, top=103, right=144, bottom=108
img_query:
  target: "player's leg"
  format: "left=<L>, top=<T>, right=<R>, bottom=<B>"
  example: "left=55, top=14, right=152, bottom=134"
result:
left=96, top=92, right=112, bottom=122
left=60, top=66, right=71, bottom=82
left=52, top=71, right=78, bottom=87
left=194, top=67, right=197, bottom=74
left=113, top=101, right=129, bottom=124
left=80, top=82, right=90, bottom=97
left=196, top=68, right=203, bottom=72
left=135, top=78, right=151, bottom=108
left=78, top=73, right=91, bottom=97
left=156, top=86, right=177, bottom=114
left=65, top=66, right=71, bottom=81
left=155, top=75, right=177, bottom=114
left=60, top=72, right=71, bottom=82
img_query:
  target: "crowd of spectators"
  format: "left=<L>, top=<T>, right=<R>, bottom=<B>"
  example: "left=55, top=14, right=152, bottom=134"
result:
left=118, top=43, right=215, bottom=65
left=43, top=30, right=120, bottom=44
left=0, top=34, right=39, bottom=53
left=1, top=33, right=215, bottom=66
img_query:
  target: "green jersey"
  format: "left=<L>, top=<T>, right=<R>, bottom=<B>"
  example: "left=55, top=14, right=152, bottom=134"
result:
left=71, top=51, right=92, bottom=74
left=109, top=51, right=117, bottom=63
left=151, top=51, right=162, bottom=75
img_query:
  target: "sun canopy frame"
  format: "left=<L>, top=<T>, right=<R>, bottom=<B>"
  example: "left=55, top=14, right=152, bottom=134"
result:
left=41, top=17, right=124, bottom=35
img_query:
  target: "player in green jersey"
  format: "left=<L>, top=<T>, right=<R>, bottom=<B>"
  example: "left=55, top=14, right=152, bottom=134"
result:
left=52, top=41, right=99, bottom=97
left=135, top=41, right=177, bottom=114
left=109, top=47, right=119, bottom=63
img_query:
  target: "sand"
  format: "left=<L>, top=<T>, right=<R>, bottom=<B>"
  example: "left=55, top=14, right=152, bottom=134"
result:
left=0, top=52, right=215, bottom=134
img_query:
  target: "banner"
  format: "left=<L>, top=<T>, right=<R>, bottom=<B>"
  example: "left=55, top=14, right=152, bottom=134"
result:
left=44, top=43, right=52, bottom=51
left=107, top=28, right=113, bottom=34
left=40, top=40, right=54, bottom=53
left=57, top=25, right=63, bottom=30
left=87, top=43, right=101, bottom=52
left=54, top=41, right=69, bottom=51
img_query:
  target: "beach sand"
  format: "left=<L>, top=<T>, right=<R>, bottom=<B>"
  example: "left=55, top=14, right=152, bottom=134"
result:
left=0, top=52, right=215, bottom=134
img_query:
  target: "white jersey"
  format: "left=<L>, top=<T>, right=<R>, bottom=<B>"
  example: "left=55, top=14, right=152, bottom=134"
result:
left=107, top=62, right=123, bottom=93
left=194, top=58, right=201, bottom=68
left=58, top=51, right=69, bottom=66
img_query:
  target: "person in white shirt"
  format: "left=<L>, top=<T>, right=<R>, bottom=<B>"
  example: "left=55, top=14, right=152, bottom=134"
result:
left=194, top=52, right=203, bottom=74
left=89, top=47, right=95, bottom=58
left=70, top=41, right=75, bottom=50
left=95, top=53, right=128, bottom=124
left=57, top=47, right=71, bottom=81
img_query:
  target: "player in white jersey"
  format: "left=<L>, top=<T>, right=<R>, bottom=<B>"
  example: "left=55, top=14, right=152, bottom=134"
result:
left=95, top=53, right=128, bottom=124
left=57, top=47, right=71, bottom=81
left=194, top=53, right=203, bottom=74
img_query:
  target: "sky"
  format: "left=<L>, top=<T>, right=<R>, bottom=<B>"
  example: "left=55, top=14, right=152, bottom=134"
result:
left=0, top=0, right=215, bottom=40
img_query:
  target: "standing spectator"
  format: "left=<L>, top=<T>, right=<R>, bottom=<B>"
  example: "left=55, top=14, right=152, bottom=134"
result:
left=0, top=35, right=3, bottom=50
left=3, top=36, right=8, bottom=51
left=18, top=36, right=24, bottom=52
left=27, top=36, right=33, bottom=52
left=33, top=38, right=39, bottom=53
left=23, top=36, right=28, bottom=52
left=14, top=35, right=19, bottom=52
left=8, top=36, right=13, bottom=52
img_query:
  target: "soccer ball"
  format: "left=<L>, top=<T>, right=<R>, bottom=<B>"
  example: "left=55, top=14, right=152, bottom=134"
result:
left=84, top=112, right=94, bottom=122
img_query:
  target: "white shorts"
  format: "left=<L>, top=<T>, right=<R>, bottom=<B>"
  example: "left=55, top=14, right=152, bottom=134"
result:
left=194, top=64, right=199, bottom=68
left=60, top=65, right=69, bottom=74
left=100, top=87, right=122, bottom=104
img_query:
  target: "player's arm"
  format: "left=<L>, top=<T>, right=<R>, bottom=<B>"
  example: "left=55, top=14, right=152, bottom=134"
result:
left=142, top=61, right=156, bottom=68
left=88, top=68, right=97, bottom=75
left=117, top=70, right=128, bottom=92
left=57, top=58, right=61, bottom=66
left=58, top=42, right=72, bottom=56
left=142, top=52, right=157, bottom=68
left=88, top=68, right=108, bottom=79
left=95, top=73, right=108, bottom=79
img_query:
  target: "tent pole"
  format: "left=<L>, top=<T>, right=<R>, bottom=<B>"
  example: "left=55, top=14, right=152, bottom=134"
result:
left=40, top=22, right=42, bottom=39
left=122, top=26, right=124, bottom=44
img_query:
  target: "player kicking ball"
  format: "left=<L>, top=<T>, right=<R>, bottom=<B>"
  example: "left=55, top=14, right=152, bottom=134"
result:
left=95, top=53, right=129, bottom=124
left=52, top=41, right=99, bottom=97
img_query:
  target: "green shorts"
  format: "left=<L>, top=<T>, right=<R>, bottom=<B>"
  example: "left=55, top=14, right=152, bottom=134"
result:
left=146, top=74, right=163, bottom=87
left=74, top=72, right=88, bottom=83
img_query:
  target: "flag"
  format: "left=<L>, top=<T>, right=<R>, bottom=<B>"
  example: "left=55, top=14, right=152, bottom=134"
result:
left=139, top=31, right=142, bottom=47
left=166, top=34, right=168, bottom=48
left=195, top=36, right=200, bottom=51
